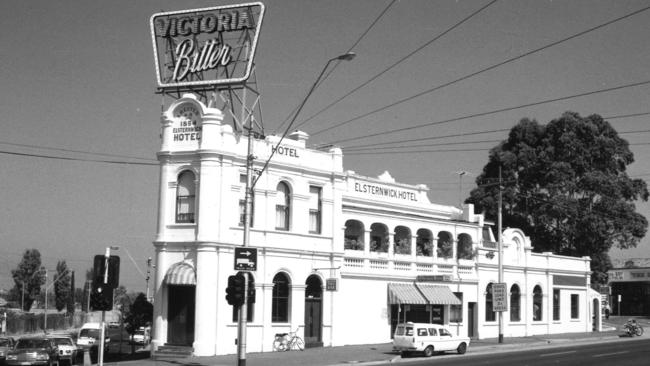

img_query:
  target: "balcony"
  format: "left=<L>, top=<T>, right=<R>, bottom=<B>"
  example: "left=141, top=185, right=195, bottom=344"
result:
left=342, top=249, right=477, bottom=280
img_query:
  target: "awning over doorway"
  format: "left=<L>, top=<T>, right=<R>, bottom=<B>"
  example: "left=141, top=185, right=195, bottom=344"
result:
left=416, top=284, right=461, bottom=305
left=388, top=283, right=427, bottom=304
left=164, top=262, right=196, bottom=286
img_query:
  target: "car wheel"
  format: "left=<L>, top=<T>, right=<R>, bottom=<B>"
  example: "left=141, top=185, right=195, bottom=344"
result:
left=457, top=342, right=467, bottom=354
left=423, top=345, right=434, bottom=357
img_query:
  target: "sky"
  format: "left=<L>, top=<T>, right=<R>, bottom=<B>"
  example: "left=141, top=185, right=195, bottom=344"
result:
left=1, top=0, right=649, bottom=293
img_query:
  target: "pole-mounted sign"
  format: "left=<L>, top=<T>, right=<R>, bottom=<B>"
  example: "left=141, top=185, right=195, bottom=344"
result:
left=492, top=282, right=508, bottom=312
left=234, top=247, right=257, bottom=271
left=150, top=2, right=265, bottom=90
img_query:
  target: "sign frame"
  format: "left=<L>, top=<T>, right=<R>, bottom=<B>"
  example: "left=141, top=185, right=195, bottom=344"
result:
left=234, top=247, right=258, bottom=271
left=150, top=2, right=265, bottom=89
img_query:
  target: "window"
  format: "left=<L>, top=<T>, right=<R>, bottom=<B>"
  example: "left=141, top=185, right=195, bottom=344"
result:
left=428, top=328, right=437, bottom=336
left=553, top=289, right=560, bottom=321
left=344, top=220, right=364, bottom=250
left=533, top=285, right=543, bottom=321
left=417, top=328, right=427, bottom=336
left=275, top=182, right=291, bottom=230
left=308, top=186, right=322, bottom=234
left=510, top=285, right=521, bottom=322
left=485, top=283, right=495, bottom=322
left=457, top=234, right=474, bottom=260
left=571, top=294, right=579, bottom=319
left=232, top=276, right=254, bottom=322
left=272, top=273, right=290, bottom=322
left=176, top=171, right=195, bottom=223
left=450, top=292, right=463, bottom=322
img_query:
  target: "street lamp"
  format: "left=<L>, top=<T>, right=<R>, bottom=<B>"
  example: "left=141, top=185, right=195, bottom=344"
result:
left=237, top=52, right=356, bottom=366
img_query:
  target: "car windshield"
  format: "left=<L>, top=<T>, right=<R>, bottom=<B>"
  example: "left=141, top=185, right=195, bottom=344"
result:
left=16, top=339, right=49, bottom=349
left=0, top=339, right=12, bottom=346
left=135, top=330, right=144, bottom=336
left=52, top=338, right=73, bottom=346
left=79, top=329, right=100, bottom=338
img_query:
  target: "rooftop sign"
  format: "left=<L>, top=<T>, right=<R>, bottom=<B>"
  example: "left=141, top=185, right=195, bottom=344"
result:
left=150, top=2, right=265, bottom=89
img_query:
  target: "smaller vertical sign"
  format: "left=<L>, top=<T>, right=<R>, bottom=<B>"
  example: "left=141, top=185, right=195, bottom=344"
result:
left=492, top=283, right=508, bottom=312
left=326, top=278, right=338, bottom=291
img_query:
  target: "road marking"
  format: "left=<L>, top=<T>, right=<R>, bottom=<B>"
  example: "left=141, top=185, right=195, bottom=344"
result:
left=540, top=350, right=577, bottom=357
left=593, top=351, right=629, bottom=358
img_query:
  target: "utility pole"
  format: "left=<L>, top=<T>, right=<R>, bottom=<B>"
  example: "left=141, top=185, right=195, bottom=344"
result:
left=498, top=165, right=504, bottom=344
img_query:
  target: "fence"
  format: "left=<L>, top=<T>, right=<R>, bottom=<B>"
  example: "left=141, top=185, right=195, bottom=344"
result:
left=4, top=311, right=87, bottom=335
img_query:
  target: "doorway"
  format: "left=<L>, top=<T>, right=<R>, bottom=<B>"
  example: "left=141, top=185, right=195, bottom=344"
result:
left=167, top=285, right=195, bottom=346
left=304, top=275, right=323, bottom=348
left=468, top=302, right=476, bottom=338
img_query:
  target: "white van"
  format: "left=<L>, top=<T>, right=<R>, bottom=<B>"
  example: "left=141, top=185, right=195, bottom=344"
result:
left=77, top=322, right=110, bottom=350
left=392, top=322, right=470, bottom=357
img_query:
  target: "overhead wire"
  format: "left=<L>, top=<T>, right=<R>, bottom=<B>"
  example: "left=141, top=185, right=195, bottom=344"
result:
left=292, top=0, right=499, bottom=131
left=312, top=4, right=650, bottom=138
left=326, top=79, right=650, bottom=146
left=272, top=0, right=398, bottom=135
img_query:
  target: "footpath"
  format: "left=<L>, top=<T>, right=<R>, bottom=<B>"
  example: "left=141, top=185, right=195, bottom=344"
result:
left=117, top=316, right=649, bottom=366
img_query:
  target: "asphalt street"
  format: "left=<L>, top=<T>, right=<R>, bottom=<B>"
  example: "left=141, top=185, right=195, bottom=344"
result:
left=397, top=338, right=650, bottom=366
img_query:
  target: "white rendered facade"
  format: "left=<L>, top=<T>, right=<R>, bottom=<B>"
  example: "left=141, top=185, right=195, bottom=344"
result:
left=151, top=95, right=601, bottom=356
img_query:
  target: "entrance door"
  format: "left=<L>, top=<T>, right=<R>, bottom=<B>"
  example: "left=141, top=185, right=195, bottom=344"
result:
left=468, top=302, right=476, bottom=338
left=304, top=275, right=323, bottom=348
left=167, top=285, right=195, bottom=346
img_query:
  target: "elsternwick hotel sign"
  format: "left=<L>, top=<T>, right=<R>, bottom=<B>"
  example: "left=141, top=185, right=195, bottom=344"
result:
left=150, top=2, right=265, bottom=89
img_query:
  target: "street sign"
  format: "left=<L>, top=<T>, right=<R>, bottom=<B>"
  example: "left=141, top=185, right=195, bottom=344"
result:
left=492, top=282, right=508, bottom=312
left=234, top=247, right=257, bottom=271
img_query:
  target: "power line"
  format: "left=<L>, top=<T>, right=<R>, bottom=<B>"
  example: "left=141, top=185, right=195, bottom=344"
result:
left=0, top=141, right=156, bottom=162
left=326, top=79, right=650, bottom=146
left=272, top=0, right=398, bottom=134
left=0, top=149, right=158, bottom=166
left=312, top=4, right=650, bottom=137
left=293, top=0, right=499, bottom=131
left=343, top=125, right=650, bottom=152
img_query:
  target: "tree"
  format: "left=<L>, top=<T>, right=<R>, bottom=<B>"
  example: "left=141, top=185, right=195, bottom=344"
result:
left=54, top=261, right=72, bottom=312
left=467, top=112, right=648, bottom=284
left=124, top=293, right=153, bottom=354
left=10, top=249, right=46, bottom=311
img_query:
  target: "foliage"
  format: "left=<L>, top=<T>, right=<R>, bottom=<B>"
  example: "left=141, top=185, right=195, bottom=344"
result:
left=53, top=261, right=72, bottom=312
left=344, top=237, right=364, bottom=250
left=124, top=293, right=153, bottom=354
left=394, top=238, right=411, bottom=255
left=437, top=239, right=453, bottom=258
left=10, top=249, right=46, bottom=311
left=467, top=112, right=648, bottom=284
left=416, top=239, right=433, bottom=256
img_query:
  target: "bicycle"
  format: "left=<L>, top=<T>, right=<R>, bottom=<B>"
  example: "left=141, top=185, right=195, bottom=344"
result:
left=272, top=328, right=305, bottom=351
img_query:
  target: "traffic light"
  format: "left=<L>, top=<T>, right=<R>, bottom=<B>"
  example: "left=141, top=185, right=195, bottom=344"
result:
left=90, top=277, right=114, bottom=311
left=226, top=273, right=246, bottom=306
left=93, top=255, right=120, bottom=288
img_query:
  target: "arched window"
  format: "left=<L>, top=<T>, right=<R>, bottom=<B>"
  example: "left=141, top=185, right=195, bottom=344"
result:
left=275, top=182, right=291, bottom=230
left=272, top=273, right=290, bottom=323
left=457, top=233, right=473, bottom=260
left=370, top=223, right=388, bottom=253
left=344, top=220, right=364, bottom=250
left=176, top=170, right=195, bottom=223
left=416, top=229, right=433, bottom=257
left=533, top=285, right=543, bottom=321
left=437, top=231, right=453, bottom=258
left=394, top=226, right=411, bottom=255
left=485, top=283, right=495, bottom=321
left=510, top=284, right=521, bottom=322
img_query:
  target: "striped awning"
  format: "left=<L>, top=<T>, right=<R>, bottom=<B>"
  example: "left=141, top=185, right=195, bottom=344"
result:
left=388, top=283, right=428, bottom=304
left=416, top=284, right=461, bottom=305
left=164, top=262, right=196, bottom=286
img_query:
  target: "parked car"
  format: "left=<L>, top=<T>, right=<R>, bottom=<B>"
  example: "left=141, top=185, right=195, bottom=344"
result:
left=47, top=335, right=78, bottom=366
left=4, top=336, right=59, bottom=366
left=129, top=326, right=151, bottom=345
left=392, top=322, right=470, bottom=357
left=76, top=322, right=110, bottom=352
left=0, top=336, right=16, bottom=364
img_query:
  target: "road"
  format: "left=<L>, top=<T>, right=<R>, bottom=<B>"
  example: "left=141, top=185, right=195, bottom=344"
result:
left=399, top=338, right=650, bottom=366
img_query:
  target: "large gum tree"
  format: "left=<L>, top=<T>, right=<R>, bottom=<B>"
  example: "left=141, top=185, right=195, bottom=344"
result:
left=467, top=112, right=648, bottom=284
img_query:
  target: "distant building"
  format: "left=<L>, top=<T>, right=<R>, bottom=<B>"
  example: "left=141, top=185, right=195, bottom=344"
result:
left=150, top=94, right=601, bottom=356
left=607, top=258, right=650, bottom=316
